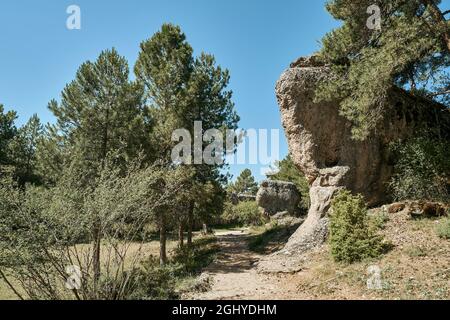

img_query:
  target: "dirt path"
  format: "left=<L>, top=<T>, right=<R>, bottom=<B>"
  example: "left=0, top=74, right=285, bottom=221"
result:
left=193, top=229, right=287, bottom=300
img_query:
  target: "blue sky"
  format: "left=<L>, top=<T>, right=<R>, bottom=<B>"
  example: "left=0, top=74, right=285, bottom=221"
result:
left=0, top=0, right=341, bottom=181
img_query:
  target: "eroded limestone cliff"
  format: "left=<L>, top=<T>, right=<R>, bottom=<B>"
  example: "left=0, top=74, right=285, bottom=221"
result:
left=258, top=56, right=449, bottom=273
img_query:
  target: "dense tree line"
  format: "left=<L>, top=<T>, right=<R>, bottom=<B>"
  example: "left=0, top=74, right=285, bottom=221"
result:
left=0, top=24, right=239, bottom=299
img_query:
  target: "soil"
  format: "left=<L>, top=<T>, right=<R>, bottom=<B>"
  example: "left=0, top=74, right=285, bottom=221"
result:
left=188, top=207, right=450, bottom=300
left=190, top=229, right=284, bottom=300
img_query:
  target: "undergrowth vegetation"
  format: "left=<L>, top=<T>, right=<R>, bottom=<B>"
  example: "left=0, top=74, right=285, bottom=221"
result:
left=389, top=133, right=450, bottom=203
left=329, top=190, right=391, bottom=264
left=436, top=217, right=450, bottom=240
left=221, top=201, right=267, bottom=227
left=129, top=236, right=219, bottom=300
left=248, top=221, right=302, bottom=254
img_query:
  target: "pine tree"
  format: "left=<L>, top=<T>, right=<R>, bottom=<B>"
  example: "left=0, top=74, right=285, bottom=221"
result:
left=42, top=48, right=147, bottom=281
left=0, top=104, right=17, bottom=168
left=183, top=53, right=239, bottom=244
left=269, top=155, right=310, bottom=212
left=231, top=169, right=259, bottom=196
left=8, top=114, right=43, bottom=185
left=135, top=24, right=194, bottom=264
left=316, top=0, right=450, bottom=139
left=135, top=24, right=239, bottom=259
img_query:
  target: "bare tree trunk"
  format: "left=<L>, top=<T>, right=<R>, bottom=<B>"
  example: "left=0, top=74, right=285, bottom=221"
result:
left=92, top=221, right=101, bottom=288
left=178, top=222, right=184, bottom=249
left=93, top=104, right=109, bottom=290
left=159, top=214, right=167, bottom=266
left=0, top=269, right=24, bottom=300
left=187, top=205, right=193, bottom=248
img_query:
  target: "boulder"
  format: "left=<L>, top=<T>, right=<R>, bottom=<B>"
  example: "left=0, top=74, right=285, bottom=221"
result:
left=256, top=180, right=301, bottom=216
left=387, top=203, right=406, bottom=214
left=258, top=56, right=449, bottom=273
left=237, top=193, right=257, bottom=202
left=408, top=201, right=448, bottom=218
left=230, top=193, right=257, bottom=205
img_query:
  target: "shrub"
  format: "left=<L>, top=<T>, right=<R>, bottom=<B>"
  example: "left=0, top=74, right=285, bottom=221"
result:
left=172, top=236, right=218, bottom=273
left=329, top=190, right=388, bottom=264
left=222, top=201, right=266, bottom=226
left=436, top=218, right=450, bottom=240
left=369, top=211, right=390, bottom=230
left=0, top=162, right=190, bottom=300
left=130, top=236, right=219, bottom=300
left=128, top=256, right=183, bottom=300
left=389, top=133, right=449, bottom=203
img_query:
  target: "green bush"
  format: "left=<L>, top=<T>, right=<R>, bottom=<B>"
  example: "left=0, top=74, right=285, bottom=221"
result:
left=130, top=236, right=219, bottom=300
left=329, top=190, right=388, bottom=264
left=389, top=133, right=449, bottom=203
left=369, top=211, right=390, bottom=230
left=436, top=218, right=450, bottom=240
left=128, top=256, right=183, bottom=300
left=172, top=236, right=219, bottom=273
left=222, top=201, right=267, bottom=226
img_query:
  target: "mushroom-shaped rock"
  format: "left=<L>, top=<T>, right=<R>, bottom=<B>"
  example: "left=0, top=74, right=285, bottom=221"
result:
left=257, top=56, right=449, bottom=273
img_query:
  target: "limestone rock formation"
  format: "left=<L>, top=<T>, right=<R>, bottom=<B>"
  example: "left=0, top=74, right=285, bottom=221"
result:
left=256, top=180, right=300, bottom=216
left=258, top=56, right=449, bottom=273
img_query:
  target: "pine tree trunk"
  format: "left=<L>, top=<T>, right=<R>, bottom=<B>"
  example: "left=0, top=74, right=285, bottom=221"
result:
left=187, top=205, right=193, bottom=248
left=92, top=221, right=101, bottom=288
left=159, top=214, right=167, bottom=266
left=178, top=222, right=184, bottom=249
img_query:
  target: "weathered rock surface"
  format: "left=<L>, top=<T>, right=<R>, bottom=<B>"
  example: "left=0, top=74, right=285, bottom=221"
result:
left=383, top=201, right=448, bottom=218
left=256, top=180, right=301, bottom=216
left=407, top=201, right=449, bottom=218
left=258, top=56, right=449, bottom=273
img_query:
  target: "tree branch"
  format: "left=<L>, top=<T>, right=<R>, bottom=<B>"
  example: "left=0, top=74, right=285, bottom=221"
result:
left=428, top=90, right=450, bottom=97
left=421, top=0, right=450, bottom=52
left=0, top=269, right=25, bottom=300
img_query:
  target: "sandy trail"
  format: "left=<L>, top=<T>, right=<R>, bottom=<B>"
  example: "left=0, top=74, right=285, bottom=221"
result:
left=193, top=229, right=286, bottom=300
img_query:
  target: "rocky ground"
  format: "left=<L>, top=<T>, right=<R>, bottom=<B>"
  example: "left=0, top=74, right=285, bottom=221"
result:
left=187, top=206, right=450, bottom=300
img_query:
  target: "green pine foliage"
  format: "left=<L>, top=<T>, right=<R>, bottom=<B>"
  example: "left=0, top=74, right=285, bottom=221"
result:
left=329, top=190, right=388, bottom=264
left=0, top=105, right=17, bottom=167
left=269, top=156, right=310, bottom=212
left=222, top=201, right=266, bottom=227
left=229, top=169, right=259, bottom=196
left=389, top=132, right=450, bottom=202
left=8, top=115, right=44, bottom=185
left=317, top=0, right=450, bottom=140
left=42, top=48, right=149, bottom=180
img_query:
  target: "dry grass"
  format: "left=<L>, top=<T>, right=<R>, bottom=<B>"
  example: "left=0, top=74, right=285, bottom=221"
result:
left=276, top=207, right=450, bottom=300
left=0, top=234, right=200, bottom=300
